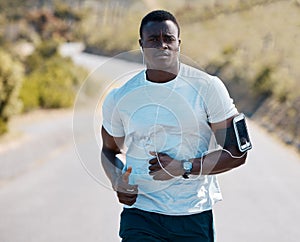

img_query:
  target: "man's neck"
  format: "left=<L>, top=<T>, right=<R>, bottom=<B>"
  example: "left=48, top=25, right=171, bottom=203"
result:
left=146, top=69, right=178, bottom=83
left=146, top=62, right=180, bottom=83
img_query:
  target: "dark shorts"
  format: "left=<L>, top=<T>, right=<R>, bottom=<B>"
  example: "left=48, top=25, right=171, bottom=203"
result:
left=119, top=208, right=214, bottom=242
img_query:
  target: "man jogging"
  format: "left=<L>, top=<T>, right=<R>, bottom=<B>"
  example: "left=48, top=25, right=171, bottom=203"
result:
left=101, top=10, right=250, bottom=241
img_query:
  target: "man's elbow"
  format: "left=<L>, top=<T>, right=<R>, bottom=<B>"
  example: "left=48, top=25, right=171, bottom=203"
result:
left=233, top=153, right=248, bottom=168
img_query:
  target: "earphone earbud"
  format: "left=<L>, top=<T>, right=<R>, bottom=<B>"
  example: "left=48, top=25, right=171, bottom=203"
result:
left=140, top=46, right=143, bottom=53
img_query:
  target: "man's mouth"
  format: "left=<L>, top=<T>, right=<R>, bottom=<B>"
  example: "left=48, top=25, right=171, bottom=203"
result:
left=154, top=51, right=171, bottom=58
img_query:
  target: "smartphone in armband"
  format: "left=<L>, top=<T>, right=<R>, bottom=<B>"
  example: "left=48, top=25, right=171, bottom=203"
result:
left=233, top=113, right=252, bottom=152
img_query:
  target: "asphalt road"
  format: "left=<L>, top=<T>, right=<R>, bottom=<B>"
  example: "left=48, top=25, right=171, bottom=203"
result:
left=0, top=44, right=300, bottom=242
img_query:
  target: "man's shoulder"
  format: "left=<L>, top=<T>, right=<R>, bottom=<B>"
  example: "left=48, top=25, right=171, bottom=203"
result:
left=108, top=70, right=144, bottom=98
left=180, top=63, right=215, bottom=86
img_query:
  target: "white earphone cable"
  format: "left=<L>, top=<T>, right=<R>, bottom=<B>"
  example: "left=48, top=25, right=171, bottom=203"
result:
left=155, top=147, right=246, bottom=180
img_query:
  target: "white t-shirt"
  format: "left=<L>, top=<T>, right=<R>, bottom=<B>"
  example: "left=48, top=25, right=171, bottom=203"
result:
left=102, top=63, right=238, bottom=215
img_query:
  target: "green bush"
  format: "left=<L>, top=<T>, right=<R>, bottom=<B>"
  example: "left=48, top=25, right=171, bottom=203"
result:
left=25, top=40, right=59, bottom=73
left=38, top=57, right=75, bottom=108
left=18, top=74, right=40, bottom=112
left=0, top=48, right=24, bottom=134
left=0, top=117, right=8, bottom=134
left=252, top=66, right=273, bottom=96
left=54, top=2, right=83, bottom=22
left=20, top=57, right=72, bottom=110
left=20, top=44, right=87, bottom=111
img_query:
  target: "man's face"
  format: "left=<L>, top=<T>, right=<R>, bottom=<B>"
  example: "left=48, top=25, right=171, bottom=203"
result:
left=140, top=20, right=181, bottom=72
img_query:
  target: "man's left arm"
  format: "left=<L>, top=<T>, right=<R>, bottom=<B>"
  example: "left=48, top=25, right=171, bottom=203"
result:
left=148, top=115, right=248, bottom=180
left=190, top=115, right=247, bottom=175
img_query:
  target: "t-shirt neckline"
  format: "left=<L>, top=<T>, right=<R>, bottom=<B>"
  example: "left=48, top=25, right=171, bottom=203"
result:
left=142, top=64, right=182, bottom=86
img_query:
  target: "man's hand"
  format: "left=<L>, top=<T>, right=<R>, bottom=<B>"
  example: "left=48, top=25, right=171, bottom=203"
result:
left=148, top=152, right=184, bottom=180
left=113, top=167, right=138, bottom=206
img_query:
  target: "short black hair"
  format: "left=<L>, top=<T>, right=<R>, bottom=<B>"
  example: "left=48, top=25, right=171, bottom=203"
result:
left=139, top=10, right=180, bottom=38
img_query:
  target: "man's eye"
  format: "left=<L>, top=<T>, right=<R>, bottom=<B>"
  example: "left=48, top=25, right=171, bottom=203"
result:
left=149, top=37, right=158, bottom=42
left=165, top=36, right=175, bottom=42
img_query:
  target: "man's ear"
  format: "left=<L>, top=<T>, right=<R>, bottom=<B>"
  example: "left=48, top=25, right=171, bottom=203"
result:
left=139, top=39, right=143, bottom=54
left=177, top=39, right=181, bottom=52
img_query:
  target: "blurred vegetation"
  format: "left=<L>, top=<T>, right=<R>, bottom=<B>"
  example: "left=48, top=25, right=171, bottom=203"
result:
left=81, top=0, right=143, bottom=55
left=0, top=0, right=87, bottom=135
left=19, top=40, right=86, bottom=111
left=0, top=49, right=24, bottom=134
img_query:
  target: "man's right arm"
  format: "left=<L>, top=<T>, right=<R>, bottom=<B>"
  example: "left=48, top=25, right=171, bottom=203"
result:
left=101, top=126, right=138, bottom=206
left=101, top=126, right=124, bottom=182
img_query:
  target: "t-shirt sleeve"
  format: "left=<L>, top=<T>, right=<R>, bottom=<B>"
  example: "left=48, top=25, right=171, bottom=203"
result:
left=102, top=89, right=125, bottom=137
left=205, top=76, right=238, bottom=123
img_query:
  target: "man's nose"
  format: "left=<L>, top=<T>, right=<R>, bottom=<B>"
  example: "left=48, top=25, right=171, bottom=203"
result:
left=158, top=40, right=168, bottom=49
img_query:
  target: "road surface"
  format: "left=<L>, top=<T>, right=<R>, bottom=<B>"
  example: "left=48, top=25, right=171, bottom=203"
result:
left=0, top=44, right=300, bottom=242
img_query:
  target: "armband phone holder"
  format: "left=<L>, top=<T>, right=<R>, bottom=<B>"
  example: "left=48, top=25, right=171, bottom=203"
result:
left=233, top=113, right=252, bottom=152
